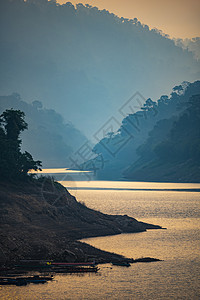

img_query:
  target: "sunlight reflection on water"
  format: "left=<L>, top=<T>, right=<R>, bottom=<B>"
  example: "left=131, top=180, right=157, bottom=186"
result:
left=2, top=180, right=200, bottom=299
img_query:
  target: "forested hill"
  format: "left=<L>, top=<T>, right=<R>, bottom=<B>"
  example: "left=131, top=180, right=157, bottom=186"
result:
left=0, top=0, right=200, bottom=136
left=175, top=38, right=200, bottom=60
left=0, top=94, right=87, bottom=167
left=124, top=94, right=200, bottom=182
left=87, top=81, right=200, bottom=182
left=0, top=107, right=161, bottom=263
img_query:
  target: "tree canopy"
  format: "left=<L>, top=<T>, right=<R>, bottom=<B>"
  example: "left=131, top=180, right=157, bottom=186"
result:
left=124, top=94, right=200, bottom=182
left=86, top=81, right=200, bottom=181
left=0, top=109, right=42, bottom=180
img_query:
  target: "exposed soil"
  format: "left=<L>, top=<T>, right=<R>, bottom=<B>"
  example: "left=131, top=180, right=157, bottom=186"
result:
left=0, top=179, right=162, bottom=264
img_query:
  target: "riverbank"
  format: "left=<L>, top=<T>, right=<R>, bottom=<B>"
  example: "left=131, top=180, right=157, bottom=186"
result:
left=0, top=178, right=162, bottom=264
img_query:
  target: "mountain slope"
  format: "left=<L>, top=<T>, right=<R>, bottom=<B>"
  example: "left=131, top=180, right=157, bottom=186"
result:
left=88, top=81, right=200, bottom=181
left=0, top=0, right=199, bottom=136
left=0, top=94, right=87, bottom=167
left=124, top=94, right=200, bottom=182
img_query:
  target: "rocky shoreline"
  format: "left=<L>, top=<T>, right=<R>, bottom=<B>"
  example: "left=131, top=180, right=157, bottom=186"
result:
left=0, top=178, right=163, bottom=265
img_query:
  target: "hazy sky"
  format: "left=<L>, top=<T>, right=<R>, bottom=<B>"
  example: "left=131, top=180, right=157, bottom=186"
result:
left=57, top=0, right=200, bottom=39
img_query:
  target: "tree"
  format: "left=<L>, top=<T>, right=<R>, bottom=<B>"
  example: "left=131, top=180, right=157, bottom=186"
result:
left=0, top=109, right=42, bottom=180
left=1, top=109, right=27, bottom=141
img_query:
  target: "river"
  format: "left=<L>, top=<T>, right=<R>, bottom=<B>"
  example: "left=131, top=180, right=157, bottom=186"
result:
left=1, top=179, right=200, bottom=299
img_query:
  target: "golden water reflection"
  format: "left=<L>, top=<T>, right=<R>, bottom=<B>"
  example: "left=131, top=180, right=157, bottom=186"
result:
left=1, top=180, right=200, bottom=299
left=62, top=180, right=200, bottom=190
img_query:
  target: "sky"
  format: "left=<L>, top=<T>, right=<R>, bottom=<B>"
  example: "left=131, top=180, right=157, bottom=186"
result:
left=57, top=0, right=200, bottom=39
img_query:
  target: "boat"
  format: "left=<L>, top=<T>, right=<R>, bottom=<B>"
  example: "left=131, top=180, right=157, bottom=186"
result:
left=27, top=279, right=47, bottom=284
left=0, top=276, right=50, bottom=286
left=2, top=261, right=99, bottom=276
left=49, top=261, right=99, bottom=273
left=53, top=266, right=100, bottom=273
left=14, top=264, right=52, bottom=269
left=51, top=262, right=96, bottom=267
left=0, top=278, right=28, bottom=286
left=27, top=275, right=54, bottom=281
left=112, top=261, right=131, bottom=267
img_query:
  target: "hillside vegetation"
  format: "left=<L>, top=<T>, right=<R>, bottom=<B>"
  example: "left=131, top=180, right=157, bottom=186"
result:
left=1, top=0, right=199, bottom=136
left=0, top=108, right=161, bottom=263
left=125, top=94, right=200, bottom=182
left=87, top=81, right=200, bottom=182
left=0, top=94, right=87, bottom=167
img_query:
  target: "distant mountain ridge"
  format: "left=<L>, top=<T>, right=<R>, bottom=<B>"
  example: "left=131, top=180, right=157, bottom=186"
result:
left=0, top=94, right=87, bottom=167
left=85, top=81, right=200, bottom=182
left=0, top=0, right=199, bottom=136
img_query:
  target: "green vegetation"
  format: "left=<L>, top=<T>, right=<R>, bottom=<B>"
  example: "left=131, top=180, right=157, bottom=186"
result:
left=0, top=94, right=87, bottom=168
left=0, top=109, right=42, bottom=180
left=86, top=81, right=200, bottom=182
left=1, top=0, right=199, bottom=136
left=124, top=94, right=200, bottom=182
left=154, top=95, right=200, bottom=163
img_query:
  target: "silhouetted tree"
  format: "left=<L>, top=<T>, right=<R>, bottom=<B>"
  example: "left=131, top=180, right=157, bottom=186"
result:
left=0, top=109, right=42, bottom=180
left=1, top=109, right=27, bottom=141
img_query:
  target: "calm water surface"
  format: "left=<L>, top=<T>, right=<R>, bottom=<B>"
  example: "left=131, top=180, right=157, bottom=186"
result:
left=1, top=181, right=200, bottom=299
